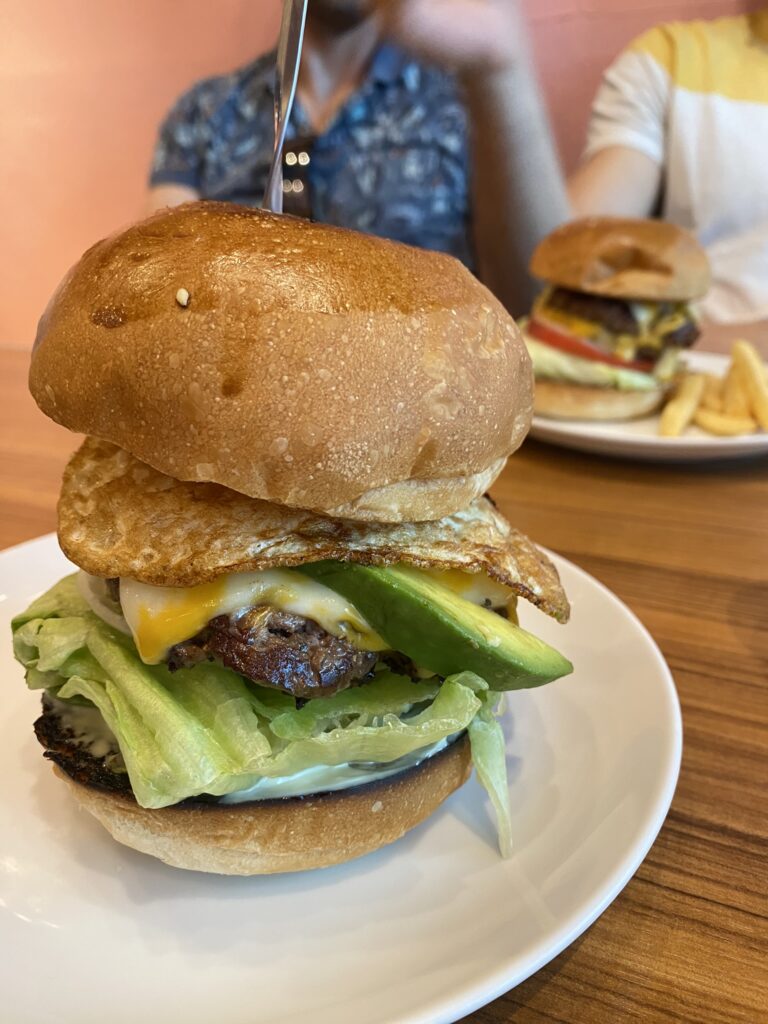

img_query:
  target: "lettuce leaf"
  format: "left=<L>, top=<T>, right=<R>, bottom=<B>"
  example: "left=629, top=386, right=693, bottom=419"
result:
left=269, top=674, right=442, bottom=740
left=468, top=694, right=513, bottom=857
left=12, top=577, right=499, bottom=807
left=525, top=335, right=659, bottom=392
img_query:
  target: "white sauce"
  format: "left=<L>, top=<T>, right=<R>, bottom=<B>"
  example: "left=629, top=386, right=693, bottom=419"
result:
left=219, top=736, right=453, bottom=802
left=53, top=698, right=120, bottom=760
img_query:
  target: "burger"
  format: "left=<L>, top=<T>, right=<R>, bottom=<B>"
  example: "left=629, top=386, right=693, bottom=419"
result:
left=12, top=202, right=572, bottom=875
left=525, top=216, right=710, bottom=420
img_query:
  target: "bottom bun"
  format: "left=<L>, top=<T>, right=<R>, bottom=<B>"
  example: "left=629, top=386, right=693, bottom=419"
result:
left=53, top=736, right=472, bottom=875
left=534, top=379, right=666, bottom=421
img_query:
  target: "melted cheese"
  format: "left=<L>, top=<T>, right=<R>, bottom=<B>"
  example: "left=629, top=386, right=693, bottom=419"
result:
left=119, top=570, right=387, bottom=664
left=628, top=301, right=655, bottom=332
left=533, top=293, right=598, bottom=340
left=113, top=565, right=514, bottom=666
left=534, top=289, right=696, bottom=359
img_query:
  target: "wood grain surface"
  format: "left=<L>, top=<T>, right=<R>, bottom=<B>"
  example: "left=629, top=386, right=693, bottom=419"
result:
left=1, top=345, right=766, bottom=1023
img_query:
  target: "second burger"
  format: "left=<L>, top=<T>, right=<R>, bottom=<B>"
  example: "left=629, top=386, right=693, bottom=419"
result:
left=525, top=216, right=710, bottom=420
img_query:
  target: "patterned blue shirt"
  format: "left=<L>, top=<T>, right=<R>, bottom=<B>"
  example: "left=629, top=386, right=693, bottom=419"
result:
left=150, top=45, right=472, bottom=265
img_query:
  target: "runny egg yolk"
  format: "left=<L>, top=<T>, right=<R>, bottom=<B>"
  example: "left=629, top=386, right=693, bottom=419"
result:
left=420, top=567, right=516, bottom=614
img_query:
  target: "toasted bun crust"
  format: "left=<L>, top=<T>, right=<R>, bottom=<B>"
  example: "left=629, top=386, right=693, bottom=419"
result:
left=534, top=379, right=666, bottom=421
left=530, top=217, right=710, bottom=301
left=52, top=736, right=472, bottom=874
left=30, top=202, right=532, bottom=522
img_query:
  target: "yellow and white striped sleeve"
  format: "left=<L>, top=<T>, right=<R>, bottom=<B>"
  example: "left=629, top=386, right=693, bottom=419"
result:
left=582, top=25, right=677, bottom=165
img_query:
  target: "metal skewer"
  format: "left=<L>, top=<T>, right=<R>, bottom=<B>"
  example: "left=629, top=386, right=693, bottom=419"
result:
left=262, top=0, right=309, bottom=214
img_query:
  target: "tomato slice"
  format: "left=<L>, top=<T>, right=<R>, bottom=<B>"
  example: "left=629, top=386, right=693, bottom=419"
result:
left=528, top=317, right=655, bottom=373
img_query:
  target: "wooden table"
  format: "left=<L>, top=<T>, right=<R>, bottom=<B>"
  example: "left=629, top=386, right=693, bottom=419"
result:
left=1, top=346, right=766, bottom=1022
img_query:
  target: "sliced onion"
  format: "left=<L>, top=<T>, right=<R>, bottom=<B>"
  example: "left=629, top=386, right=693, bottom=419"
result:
left=76, top=572, right=132, bottom=635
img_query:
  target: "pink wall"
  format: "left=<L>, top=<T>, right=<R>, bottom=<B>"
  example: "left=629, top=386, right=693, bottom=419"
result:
left=0, top=1, right=281, bottom=345
left=0, top=0, right=755, bottom=345
left=524, top=0, right=759, bottom=171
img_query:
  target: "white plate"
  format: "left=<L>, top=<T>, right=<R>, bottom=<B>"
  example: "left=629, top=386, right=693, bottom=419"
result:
left=530, top=351, right=768, bottom=461
left=0, top=535, right=681, bottom=1024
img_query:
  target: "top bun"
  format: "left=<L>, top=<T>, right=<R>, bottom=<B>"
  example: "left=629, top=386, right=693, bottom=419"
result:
left=30, top=202, right=531, bottom=523
left=530, top=216, right=710, bottom=301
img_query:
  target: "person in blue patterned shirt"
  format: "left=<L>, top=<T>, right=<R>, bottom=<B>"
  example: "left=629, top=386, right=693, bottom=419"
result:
left=149, top=1, right=567, bottom=314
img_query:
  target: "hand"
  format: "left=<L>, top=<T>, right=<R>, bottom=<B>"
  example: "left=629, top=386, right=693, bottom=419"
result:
left=378, top=0, right=527, bottom=72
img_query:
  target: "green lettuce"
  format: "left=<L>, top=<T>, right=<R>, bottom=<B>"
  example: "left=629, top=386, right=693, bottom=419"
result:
left=467, top=695, right=513, bottom=857
left=525, top=335, right=659, bottom=392
left=12, top=575, right=513, bottom=852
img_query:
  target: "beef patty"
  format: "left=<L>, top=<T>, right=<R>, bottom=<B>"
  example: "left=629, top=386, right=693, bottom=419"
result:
left=546, top=287, right=699, bottom=352
left=167, top=606, right=378, bottom=699
left=35, top=694, right=132, bottom=796
left=547, top=287, right=638, bottom=335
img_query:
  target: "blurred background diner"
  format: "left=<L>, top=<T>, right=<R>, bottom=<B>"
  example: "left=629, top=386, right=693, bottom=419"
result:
left=2, top=0, right=767, bottom=350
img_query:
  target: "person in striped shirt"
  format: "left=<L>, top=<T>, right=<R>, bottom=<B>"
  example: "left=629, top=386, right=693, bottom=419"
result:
left=568, top=10, right=768, bottom=326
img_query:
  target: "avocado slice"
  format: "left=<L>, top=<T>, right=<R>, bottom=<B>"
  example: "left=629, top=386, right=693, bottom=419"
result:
left=297, top=562, right=572, bottom=690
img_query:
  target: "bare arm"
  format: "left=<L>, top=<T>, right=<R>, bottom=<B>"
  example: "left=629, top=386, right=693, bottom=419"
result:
left=381, top=0, right=569, bottom=315
left=146, top=183, right=200, bottom=216
left=568, top=145, right=661, bottom=218
left=463, top=57, right=569, bottom=315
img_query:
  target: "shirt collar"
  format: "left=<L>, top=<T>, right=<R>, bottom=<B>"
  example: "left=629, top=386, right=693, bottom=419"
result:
left=252, top=42, right=413, bottom=95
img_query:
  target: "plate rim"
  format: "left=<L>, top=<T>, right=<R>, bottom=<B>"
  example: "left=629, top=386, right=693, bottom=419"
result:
left=0, top=534, right=683, bottom=1024
left=419, top=552, right=683, bottom=1023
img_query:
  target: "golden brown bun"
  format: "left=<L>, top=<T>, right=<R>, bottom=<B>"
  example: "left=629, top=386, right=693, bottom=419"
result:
left=30, top=202, right=532, bottom=522
left=534, top=379, right=666, bottom=421
left=60, top=437, right=570, bottom=621
left=530, top=217, right=710, bottom=301
left=53, top=736, right=472, bottom=875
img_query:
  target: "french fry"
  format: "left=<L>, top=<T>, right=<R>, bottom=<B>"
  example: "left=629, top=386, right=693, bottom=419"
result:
left=732, top=340, right=768, bottom=429
left=659, top=373, right=705, bottom=437
left=693, top=408, right=757, bottom=436
left=721, top=361, right=751, bottom=417
left=701, top=372, right=724, bottom=412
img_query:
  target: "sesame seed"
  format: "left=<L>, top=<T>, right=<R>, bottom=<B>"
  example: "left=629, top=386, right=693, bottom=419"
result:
left=176, top=288, right=190, bottom=307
